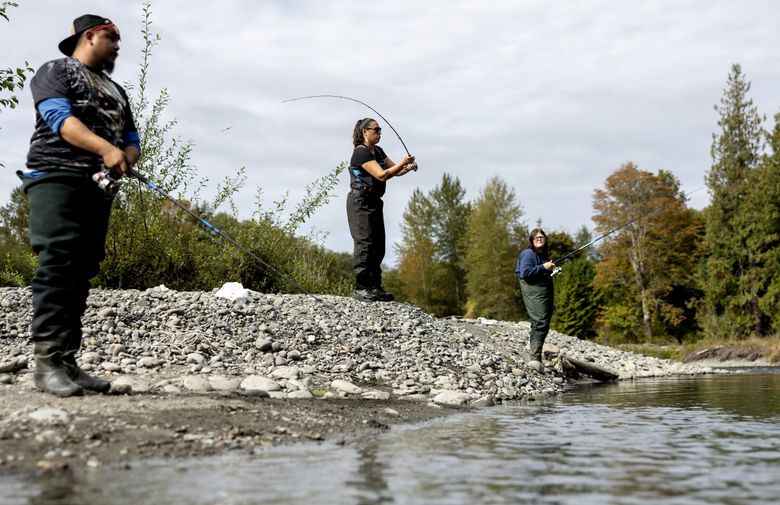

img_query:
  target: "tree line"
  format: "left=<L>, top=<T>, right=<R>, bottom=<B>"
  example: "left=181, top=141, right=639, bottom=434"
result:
left=1, top=3, right=777, bottom=345
left=388, top=63, right=780, bottom=345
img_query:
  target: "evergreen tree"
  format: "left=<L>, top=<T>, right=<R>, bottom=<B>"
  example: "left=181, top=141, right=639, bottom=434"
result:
left=551, top=257, right=598, bottom=339
left=700, top=64, right=766, bottom=338
left=428, top=174, right=471, bottom=313
left=747, top=111, right=780, bottom=332
left=396, top=174, right=471, bottom=316
left=464, top=176, right=526, bottom=320
left=547, top=230, right=575, bottom=261
left=0, top=186, right=34, bottom=285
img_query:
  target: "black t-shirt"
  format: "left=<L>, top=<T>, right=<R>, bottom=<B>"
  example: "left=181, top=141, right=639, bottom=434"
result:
left=349, top=144, right=387, bottom=196
left=26, top=57, right=137, bottom=172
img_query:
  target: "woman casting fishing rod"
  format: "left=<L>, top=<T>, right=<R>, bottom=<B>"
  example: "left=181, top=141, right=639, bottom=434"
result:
left=348, top=118, right=417, bottom=302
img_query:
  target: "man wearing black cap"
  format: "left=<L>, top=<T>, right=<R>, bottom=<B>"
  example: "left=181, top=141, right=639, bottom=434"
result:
left=18, top=14, right=141, bottom=397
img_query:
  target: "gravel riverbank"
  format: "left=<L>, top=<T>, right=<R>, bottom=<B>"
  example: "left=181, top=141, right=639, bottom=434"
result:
left=0, top=285, right=713, bottom=474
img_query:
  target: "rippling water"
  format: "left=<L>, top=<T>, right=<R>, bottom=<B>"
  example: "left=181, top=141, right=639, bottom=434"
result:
left=4, top=371, right=779, bottom=505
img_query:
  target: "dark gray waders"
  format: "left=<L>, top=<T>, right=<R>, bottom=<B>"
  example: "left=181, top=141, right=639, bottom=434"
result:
left=23, top=171, right=113, bottom=396
left=520, top=277, right=554, bottom=362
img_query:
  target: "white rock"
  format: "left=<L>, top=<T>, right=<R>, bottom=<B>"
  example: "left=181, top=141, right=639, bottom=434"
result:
left=209, top=377, right=241, bottom=391
left=183, top=376, right=213, bottom=392
left=214, top=282, right=250, bottom=302
left=330, top=379, right=363, bottom=395
left=362, top=390, right=391, bottom=400
left=137, top=357, right=160, bottom=368
left=100, top=362, right=121, bottom=372
left=240, top=375, right=282, bottom=392
left=80, top=351, right=101, bottom=364
left=186, top=353, right=206, bottom=364
left=270, top=366, right=300, bottom=380
left=27, top=407, right=69, bottom=424
left=112, top=376, right=153, bottom=393
left=432, top=390, right=472, bottom=406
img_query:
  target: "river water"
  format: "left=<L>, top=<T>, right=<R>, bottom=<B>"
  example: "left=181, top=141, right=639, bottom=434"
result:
left=4, top=370, right=779, bottom=505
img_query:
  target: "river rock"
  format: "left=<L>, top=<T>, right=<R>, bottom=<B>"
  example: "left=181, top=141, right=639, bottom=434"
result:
left=27, top=407, right=69, bottom=424
left=287, top=390, right=314, bottom=399
left=240, top=375, right=282, bottom=392
left=362, top=390, right=391, bottom=400
left=331, top=379, right=363, bottom=395
left=183, top=376, right=213, bottom=392
left=209, top=376, right=241, bottom=392
left=433, top=390, right=471, bottom=406
left=270, top=366, right=300, bottom=380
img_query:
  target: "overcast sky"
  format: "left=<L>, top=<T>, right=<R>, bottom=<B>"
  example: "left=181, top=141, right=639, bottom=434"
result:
left=2, top=1, right=779, bottom=265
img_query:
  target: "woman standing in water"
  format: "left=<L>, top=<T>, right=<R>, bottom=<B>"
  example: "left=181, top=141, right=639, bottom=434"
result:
left=347, top=118, right=416, bottom=302
left=516, top=228, right=555, bottom=369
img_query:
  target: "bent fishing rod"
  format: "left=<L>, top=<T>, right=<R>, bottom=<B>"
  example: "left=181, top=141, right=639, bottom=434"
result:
left=281, top=94, right=417, bottom=170
left=551, top=186, right=703, bottom=276
left=126, top=168, right=312, bottom=296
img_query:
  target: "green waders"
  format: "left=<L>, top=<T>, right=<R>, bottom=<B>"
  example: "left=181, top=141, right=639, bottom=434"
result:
left=519, top=277, right=554, bottom=362
left=23, top=171, right=113, bottom=396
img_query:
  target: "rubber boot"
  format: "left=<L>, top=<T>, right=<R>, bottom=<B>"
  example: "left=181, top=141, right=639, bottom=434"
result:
left=62, top=352, right=111, bottom=393
left=33, top=342, right=84, bottom=397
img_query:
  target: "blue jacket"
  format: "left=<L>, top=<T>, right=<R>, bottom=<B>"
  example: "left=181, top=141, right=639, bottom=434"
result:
left=516, top=248, right=552, bottom=282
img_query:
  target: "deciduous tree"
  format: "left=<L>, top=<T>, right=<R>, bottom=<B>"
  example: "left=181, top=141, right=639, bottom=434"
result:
left=593, top=163, right=700, bottom=341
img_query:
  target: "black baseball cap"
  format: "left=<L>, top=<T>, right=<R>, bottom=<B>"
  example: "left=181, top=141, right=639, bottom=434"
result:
left=58, top=14, right=116, bottom=56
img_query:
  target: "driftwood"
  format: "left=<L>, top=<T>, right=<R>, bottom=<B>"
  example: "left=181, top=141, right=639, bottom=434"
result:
left=560, top=355, right=619, bottom=382
left=0, top=357, right=28, bottom=374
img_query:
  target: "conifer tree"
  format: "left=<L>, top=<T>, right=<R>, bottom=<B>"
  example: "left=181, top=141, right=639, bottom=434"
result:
left=396, top=175, right=471, bottom=316
left=551, top=257, right=598, bottom=338
left=463, top=177, right=526, bottom=320
left=746, top=111, right=780, bottom=332
left=700, top=64, right=766, bottom=337
left=428, top=174, right=471, bottom=313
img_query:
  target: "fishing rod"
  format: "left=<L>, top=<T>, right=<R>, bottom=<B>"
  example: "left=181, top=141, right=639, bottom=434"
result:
left=124, top=168, right=312, bottom=296
left=282, top=94, right=417, bottom=171
left=551, top=186, right=703, bottom=276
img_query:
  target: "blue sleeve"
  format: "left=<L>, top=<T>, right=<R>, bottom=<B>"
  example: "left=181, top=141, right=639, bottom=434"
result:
left=517, top=250, right=546, bottom=280
left=115, top=82, right=141, bottom=153
left=123, top=130, right=141, bottom=151
left=37, top=97, right=73, bottom=136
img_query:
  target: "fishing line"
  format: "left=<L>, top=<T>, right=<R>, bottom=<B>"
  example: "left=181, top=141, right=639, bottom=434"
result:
left=552, top=186, right=704, bottom=275
left=128, top=168, right=313, bottom=296
left=282, top=94, right=417, bottom=169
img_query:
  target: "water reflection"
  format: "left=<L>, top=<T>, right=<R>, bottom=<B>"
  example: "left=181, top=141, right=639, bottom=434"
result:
left=567, top=372, right=780, bottom=419
left=5, top=372, right=780, bottom=505
left=347, top=441, right=394, bottom=505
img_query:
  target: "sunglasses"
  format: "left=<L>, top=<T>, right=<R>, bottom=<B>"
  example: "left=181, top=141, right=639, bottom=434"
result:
left=365, top=127, right=382, bottom=133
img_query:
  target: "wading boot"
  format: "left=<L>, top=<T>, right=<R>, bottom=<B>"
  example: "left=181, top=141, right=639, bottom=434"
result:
left=353, top=289, right=381, bottom=302
left=370, top=288, right=395, bottom=302
left=62, top=353, right=111, bottom=393
left=33, top=342, right=84, bottom=397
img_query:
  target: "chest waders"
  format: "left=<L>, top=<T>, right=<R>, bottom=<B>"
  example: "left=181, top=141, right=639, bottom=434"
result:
left=520, top=277, right=554, bottom=362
